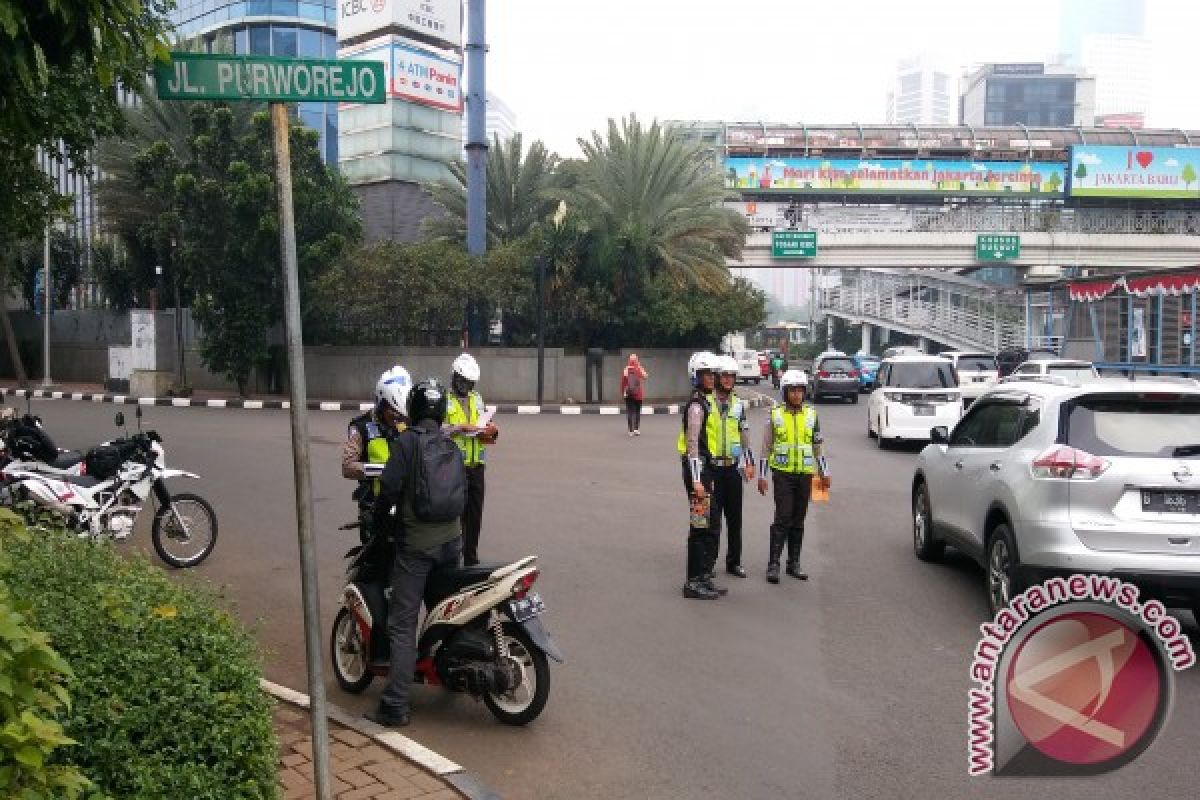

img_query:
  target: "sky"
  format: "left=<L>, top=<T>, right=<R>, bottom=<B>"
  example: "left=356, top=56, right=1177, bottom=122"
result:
left=483, top=0, right=1200, bottom=157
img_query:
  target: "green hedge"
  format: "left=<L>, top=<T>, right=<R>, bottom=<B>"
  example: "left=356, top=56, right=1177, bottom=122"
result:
left=0, top=512, right=278, bottom=799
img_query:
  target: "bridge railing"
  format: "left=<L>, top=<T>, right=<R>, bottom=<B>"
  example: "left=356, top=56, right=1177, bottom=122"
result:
left=802, top=207, right=1200, bottom=235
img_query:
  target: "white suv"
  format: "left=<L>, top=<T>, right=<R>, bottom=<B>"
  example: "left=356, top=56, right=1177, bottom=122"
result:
left=867, top=355, right=962, bottom=448
left=912, top=378, right=1200, bottom=617
left=939, top=351, right=999, bottom=405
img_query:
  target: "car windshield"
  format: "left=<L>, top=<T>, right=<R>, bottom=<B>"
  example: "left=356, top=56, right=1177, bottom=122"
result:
left=885, top=362, right=956, bottom=388
left=1066, top=395, right=1200, bottom=457
left=1047, top=365, right=1095, bottom=381
left=821, top=358, right=856, bottom=371
left=956, top=356, right=996, bottom=372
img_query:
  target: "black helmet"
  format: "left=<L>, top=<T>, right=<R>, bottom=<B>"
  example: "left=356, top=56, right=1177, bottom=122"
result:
left=407, top=379, right=449, bottom=425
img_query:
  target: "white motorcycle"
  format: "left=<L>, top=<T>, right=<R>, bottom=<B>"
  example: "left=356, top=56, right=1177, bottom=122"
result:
left=0, top=411, right=218, bottom=568
left=331, top=519, right=563, bottom=725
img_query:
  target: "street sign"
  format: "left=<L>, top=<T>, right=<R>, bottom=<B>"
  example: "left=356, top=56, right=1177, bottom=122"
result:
left=772, top=230, right=818, bottom=259
left=976, top=234, right=1020, bottom=261
left=155, top=52, right=386, bottom=104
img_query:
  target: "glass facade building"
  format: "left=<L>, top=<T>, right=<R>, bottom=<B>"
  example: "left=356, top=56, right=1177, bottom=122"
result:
left=172, top=0, right=340, bottom=163
left=960, top=64, right=1095, bottom=127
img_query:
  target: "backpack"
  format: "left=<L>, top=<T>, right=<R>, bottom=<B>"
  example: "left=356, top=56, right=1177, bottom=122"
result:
left=409, top=428, right=467, bottom=523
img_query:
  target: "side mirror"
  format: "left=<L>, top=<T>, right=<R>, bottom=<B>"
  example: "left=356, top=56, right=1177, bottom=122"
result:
left=930, top=426, right=950, bottom=445
left=114, top=412, right=125, bottom=428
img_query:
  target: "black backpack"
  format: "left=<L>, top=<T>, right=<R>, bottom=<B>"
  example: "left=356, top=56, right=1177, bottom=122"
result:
left=409, top=428, right=466, bottom=523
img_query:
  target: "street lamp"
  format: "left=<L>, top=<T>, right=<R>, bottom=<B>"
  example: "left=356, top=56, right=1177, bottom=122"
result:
left=41, top=225, right=53, bottom=388
left=535, top=202, right=568, bottom=405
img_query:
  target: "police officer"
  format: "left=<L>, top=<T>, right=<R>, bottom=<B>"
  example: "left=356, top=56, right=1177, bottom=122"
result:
left=756, top=369, right=830, bottom=583
left=342, top=366, right=412, bottom=527
left=708, top=354, right=755, bottom=579
left=678, top=352, right=722, bottom=599
left=444, top=353, right=498, bottom=566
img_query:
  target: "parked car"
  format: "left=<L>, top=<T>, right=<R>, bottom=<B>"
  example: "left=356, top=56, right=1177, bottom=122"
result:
left=1002, top=359, right=1098, bottom=383
left=939, top=351, right=999, bottom=405
left=867, top=355, right=962, bottom=447
left=912, top=379, right=1200, bottom=618
left=853, top=354, right=881, bottom=392
left=995, top=347, right=1057, bottom=377
left=812, top=354, right=861, bottom=403
left=734, top=349, right=762, bottom=384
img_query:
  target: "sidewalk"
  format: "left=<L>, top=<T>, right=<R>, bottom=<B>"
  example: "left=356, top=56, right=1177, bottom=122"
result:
left=267, top=681, right=496, bottom=800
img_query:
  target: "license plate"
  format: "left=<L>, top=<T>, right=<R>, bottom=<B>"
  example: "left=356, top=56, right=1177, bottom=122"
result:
left=510, top=592, right=546, bottom=622
left=974, top=376, right=988, bottom=383
left=1141, top=490, right=1200, bottom=514
left=913, top=405, right=934, bottom=416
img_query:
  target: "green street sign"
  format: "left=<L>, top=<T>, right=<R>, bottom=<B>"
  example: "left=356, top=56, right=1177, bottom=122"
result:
left=772, top=230, right=818, bottom=259
left=155, top=52, right=386, bottom=104
left=976, top=234, right=1020, bottom=261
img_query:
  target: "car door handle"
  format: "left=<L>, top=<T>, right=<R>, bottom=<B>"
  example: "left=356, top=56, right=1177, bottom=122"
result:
left=954, top=460, right=964, bottom=470
left=989, top=462, right=1002, bottom=472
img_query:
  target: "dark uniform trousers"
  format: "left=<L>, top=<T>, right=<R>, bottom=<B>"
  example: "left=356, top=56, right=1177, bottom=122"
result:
left=771, top=471, right=812, bottom=565
left=681, top=458, right=716, bottom=583
left=461, top=465, right=486, bottom=566
left=708, top=465, right=744, bottom=571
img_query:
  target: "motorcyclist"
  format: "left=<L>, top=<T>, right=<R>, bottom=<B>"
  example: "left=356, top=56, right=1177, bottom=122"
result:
left=342, top=366, right=411, bottom=529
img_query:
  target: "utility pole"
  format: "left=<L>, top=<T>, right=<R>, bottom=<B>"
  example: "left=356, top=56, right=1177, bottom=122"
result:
left=464, top=0, right=487, bottom=345
left=41, top=225, right=52, bottom=387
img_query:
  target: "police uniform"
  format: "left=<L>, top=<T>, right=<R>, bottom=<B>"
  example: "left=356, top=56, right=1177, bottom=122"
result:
left=446, top=389, right=488, bottom=566
left=705, top=390, right=751, bottom=577
left=761, top=403, right=822, bottom=578
left=678, top=388, right=717, bottom=594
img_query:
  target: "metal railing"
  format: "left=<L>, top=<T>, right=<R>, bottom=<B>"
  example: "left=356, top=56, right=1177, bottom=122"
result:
left=797, top=207, right=1200, bottom=235
left=820, top=270, right=1027, bottom=352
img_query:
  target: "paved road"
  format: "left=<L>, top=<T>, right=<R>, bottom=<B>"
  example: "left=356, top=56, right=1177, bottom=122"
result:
left=22, top=396, right=1200, bottom=799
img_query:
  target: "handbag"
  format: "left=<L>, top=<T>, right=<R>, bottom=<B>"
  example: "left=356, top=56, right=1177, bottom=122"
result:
left=810, top=473, right=830, bottom=504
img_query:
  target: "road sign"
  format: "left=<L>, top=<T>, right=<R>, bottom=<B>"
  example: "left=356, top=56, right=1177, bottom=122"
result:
left=155, top=52, right=386, bottom=104
left=772, top=230, right=818, bottom=259
left=976, top=234, right=1020, bottom=261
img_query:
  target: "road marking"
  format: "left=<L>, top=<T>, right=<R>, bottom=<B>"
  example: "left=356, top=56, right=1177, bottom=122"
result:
left=138, top=397, right=157, bottom=406
left=358, top=402, right=374, bottom=412
left=319, top=402, right=341, bottom=411
left=243, top=400, right=264, bottom=409
left=598, top=406, right=620, bottom=415
left=560, top=406, right=582, bottom=415
left=206, top=399, right=227, bottom=408
left=517, top=405, right=541, bottom=414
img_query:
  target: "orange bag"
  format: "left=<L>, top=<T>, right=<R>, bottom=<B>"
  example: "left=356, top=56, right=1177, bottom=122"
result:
left=811, top=473, right=830, bottom=504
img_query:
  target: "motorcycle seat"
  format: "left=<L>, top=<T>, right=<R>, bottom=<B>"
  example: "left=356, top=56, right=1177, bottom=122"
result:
left=425, top=564, right=504, bottom=606
left=51, top=451, right=84, bottom=470
left=60, top=474, right=101, bottom=488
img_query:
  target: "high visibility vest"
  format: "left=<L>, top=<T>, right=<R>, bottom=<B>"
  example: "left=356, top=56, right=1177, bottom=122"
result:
left=446, top=391, right=487, bottom=467
left=351, top=413, right=402, bottom=495
left=676, top=393, right=744, bottom=459
left=769, top=405, right=818, bottom=474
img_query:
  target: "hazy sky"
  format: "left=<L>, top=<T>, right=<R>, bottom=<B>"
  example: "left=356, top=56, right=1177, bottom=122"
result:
left=485, top=0, right=1200, bottom=157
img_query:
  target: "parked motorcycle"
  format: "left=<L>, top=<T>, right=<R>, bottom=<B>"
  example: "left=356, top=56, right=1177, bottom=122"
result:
left=0, top=410, right=218, bottom=568
left=330, top=520, right=563, bottom=725
left=0, top=406, right=86, bottom=477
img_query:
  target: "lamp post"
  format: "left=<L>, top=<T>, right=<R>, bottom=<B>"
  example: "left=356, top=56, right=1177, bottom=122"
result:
left=41, top=225, right=52, bottom=388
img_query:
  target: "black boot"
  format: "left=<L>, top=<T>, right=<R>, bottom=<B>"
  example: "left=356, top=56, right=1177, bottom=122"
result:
left=683, top=579, right=719, bottom=599
left=786, top=528, right=807, bottom=579
left=766, top=530, right=784, bottom=584
left=786, top=562, right=809, bottom=580
left=702, top=573, right=729, bottom=596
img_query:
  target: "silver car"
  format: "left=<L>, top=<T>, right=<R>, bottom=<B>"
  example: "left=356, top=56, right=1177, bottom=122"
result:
left=911, top=377, right=1200, bottom=617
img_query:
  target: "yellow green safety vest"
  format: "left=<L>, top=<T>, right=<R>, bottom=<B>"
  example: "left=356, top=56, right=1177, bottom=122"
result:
left=676, top=393, right=745, bottom=459
left=354, top=414, right=402, bottom=495
left=769, top=405, right=817, bottom=474
left=447, top=391, right=487, bottom=467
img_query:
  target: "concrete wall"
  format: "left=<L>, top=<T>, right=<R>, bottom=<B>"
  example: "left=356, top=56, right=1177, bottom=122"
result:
left=0, top=310, right=695, bottom=403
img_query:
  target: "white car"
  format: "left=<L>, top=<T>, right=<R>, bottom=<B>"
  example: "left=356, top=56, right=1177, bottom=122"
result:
left=1002, top=359, right=1098, bottom=383
left=939, top=351, right=999, bottom=404
left=867, top=355, right=962, bottom=448
left=734, top=350, right=762, bottom=384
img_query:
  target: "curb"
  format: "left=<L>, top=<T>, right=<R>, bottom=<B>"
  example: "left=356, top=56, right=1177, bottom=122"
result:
left=262, top=679, right=500, bottom=800
left=0, top=387, right=682, bottom=416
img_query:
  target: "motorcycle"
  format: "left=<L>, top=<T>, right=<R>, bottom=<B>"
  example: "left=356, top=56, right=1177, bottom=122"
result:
left=0, top=406, right=86, bottom=477
left=330, top=518, right=563, bottom=726
left=0, top=409, right=218, bottom=568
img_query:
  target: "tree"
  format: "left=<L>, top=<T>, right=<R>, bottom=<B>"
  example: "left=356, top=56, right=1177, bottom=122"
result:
left=426, top=133, right=561, bottom=245
left=0, top=1, right=172, bottom=247
left=1044, top=171, right=1063, bottom=195
left=7, top=230, right=84, bottom=310
left=1182, top=163, right=1196, bottom=192
left=1074, top=162, right=1088, bottom=187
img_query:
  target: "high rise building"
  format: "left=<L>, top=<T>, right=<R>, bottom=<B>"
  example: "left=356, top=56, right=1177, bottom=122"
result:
left=1059, top=0, right=1149, bottom=127
left=1058, top=0, right=1145, bottom=63
left=959, top=63, right=1095, bottom=127
left=886, top=57, right=953, bottom=126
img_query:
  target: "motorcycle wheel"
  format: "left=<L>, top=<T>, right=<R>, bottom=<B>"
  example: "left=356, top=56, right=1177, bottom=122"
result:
left=151, top=492, right=218, bottom=568
left=483, top=622, right=550, bottom=726
left=331, top=608, right=374, bottom=693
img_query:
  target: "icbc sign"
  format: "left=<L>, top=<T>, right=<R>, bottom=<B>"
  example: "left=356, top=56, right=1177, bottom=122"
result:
left=337, top=0, right=461, bottom=47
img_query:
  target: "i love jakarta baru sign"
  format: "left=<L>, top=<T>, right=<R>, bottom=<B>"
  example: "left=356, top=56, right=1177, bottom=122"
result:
left=1068, top=145, right=1200, bottom=199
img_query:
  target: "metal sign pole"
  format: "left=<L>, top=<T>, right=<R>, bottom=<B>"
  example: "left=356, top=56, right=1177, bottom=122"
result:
left=42, top=226, right=52, bottom=387
left=269, top=101, right=332, bottom=800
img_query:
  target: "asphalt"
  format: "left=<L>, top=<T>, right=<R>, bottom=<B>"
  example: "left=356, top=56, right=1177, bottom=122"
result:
left=16, top=394, right=1200, bottom=800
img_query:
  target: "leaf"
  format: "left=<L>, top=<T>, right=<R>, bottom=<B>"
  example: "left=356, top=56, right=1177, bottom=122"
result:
left=14, top=744, right=43, bottom=768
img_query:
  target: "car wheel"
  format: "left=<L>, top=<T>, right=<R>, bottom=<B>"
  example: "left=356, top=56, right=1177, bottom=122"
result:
left=876, top=419, right=889, bottom=449
left=912, top=482, right=945, bottom=562
left=850, top=393, right=859, bottom=405
left=866, top=415, right=877, bottom=438
left=986, top=523, right=1021, bottom=617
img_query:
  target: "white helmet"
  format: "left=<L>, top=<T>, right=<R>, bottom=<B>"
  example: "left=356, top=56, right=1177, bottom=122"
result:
left=451, top=352, right=481, bottom=383
left=717, top=354, right=738, bottom=375
left=780, top=369, right=808, bottom=392
left=376, top=366, right=412, bottom=413
left=688, top=351, right=719, bottom=378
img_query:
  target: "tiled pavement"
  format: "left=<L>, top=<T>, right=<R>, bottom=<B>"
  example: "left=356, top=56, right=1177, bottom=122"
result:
left=274, top=703, right=464, bottom=800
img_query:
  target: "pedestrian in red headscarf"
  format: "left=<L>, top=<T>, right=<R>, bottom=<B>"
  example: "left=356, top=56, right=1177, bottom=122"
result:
left=620, top=354, right=648, bottom=436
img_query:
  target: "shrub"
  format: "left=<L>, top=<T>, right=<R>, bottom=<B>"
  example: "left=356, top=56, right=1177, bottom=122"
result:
left=0, top=511, right=278, bottom=799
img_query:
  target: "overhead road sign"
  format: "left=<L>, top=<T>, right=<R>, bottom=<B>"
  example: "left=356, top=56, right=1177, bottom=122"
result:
left=772, top=230, right=818, bottom=259
left=977, top=234, right=1020, bottom=261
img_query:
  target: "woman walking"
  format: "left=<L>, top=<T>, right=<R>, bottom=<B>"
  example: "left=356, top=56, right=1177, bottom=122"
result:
left=620, top=354, right=648, bottom=436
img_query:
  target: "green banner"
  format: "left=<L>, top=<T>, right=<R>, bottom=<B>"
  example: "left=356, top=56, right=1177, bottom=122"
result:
left=155, top=52, right=386, bottom=104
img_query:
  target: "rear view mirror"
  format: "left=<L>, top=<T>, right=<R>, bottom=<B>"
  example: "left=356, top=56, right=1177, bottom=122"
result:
left=930, top=426, right=950, bottom=445
left=114, top=412, right=125, bottom=428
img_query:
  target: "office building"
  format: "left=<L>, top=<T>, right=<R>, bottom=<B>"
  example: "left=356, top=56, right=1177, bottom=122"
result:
left=885, top=57, right=954, bottom=126
left=1058, top=0, right=1145, bottom=64
left=1059, top=0, right=1149, bottom=124
left=959, top=63, right=1095, bottom=127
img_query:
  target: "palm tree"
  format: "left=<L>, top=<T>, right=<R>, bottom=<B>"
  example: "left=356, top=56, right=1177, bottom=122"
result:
left=426, top=132, right=560, bottom=245
left=564, top=115, right=748, bottom=292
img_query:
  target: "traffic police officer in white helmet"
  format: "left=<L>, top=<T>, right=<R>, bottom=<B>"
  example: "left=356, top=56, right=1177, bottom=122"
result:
left=444, top=353, right=498, bottom=565
left=678, top=351, right=723, bottom=599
